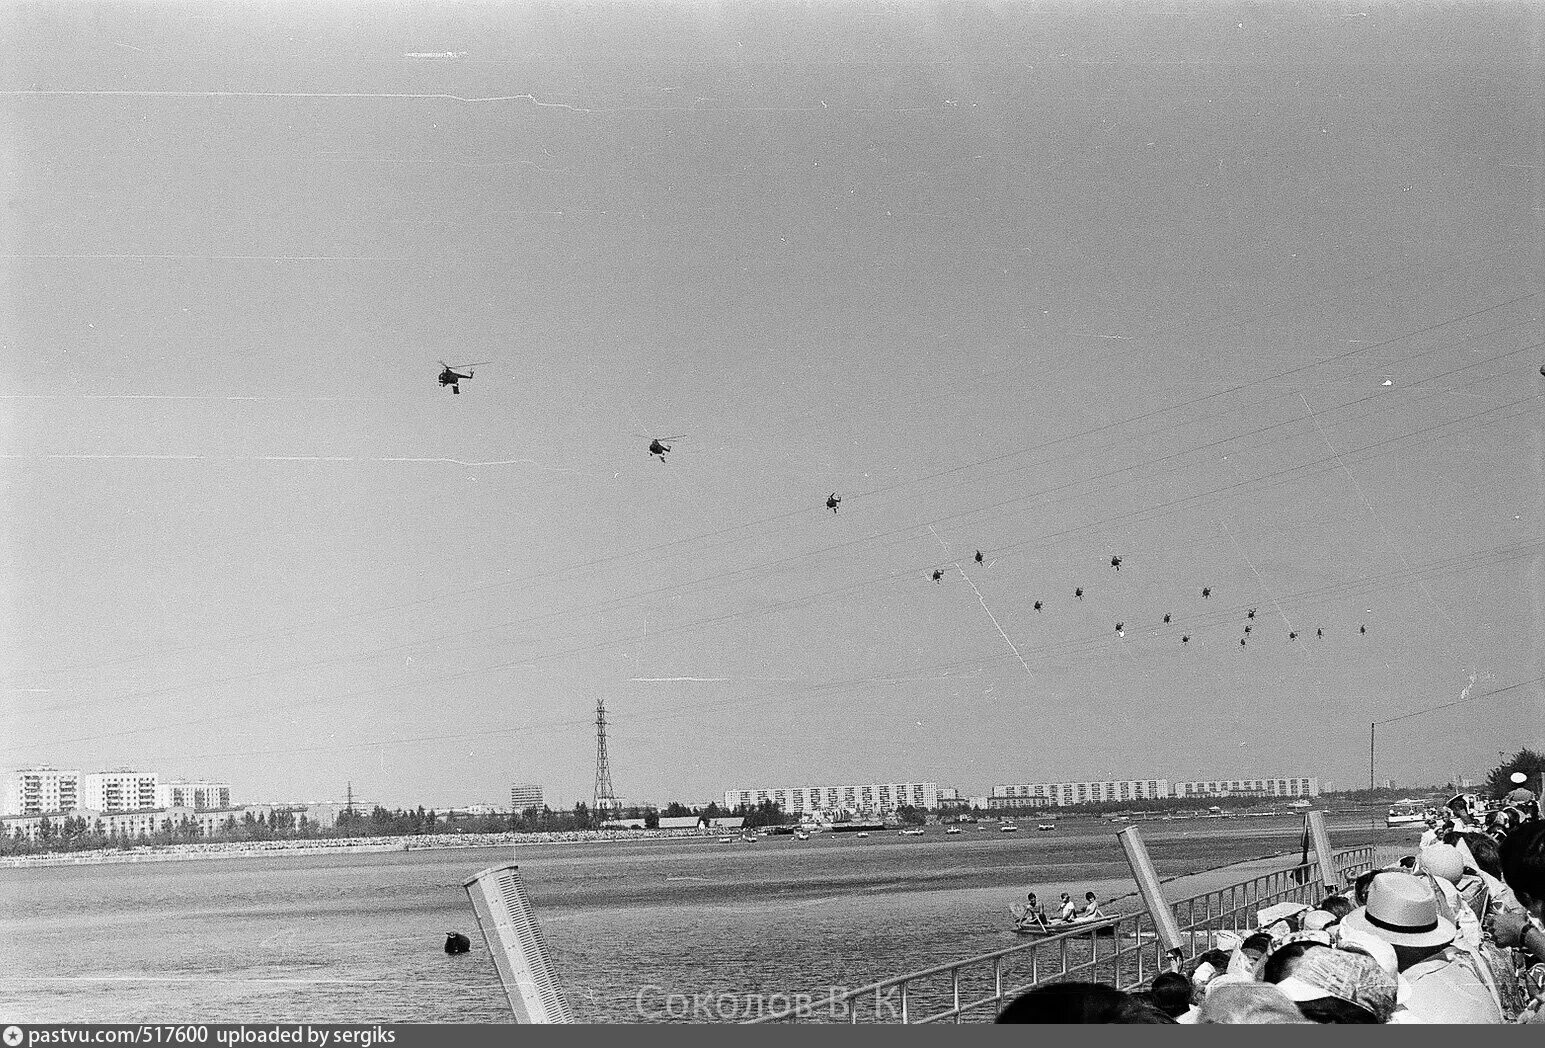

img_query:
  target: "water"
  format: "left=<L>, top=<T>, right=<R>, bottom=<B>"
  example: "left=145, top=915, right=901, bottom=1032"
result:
left=0, top=818, right=1395, bottom=1022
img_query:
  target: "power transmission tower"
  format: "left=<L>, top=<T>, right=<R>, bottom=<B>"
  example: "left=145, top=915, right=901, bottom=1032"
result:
left=594, top=698, right=620, bottom=815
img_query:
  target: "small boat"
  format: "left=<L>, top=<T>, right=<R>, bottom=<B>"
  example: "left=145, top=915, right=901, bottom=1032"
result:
left=1037, top=824, right=1056, bottom=832
left=946, top=826, right=961, bottom=835
left=717, top=836, right=733, bottom=843
left=740, top=833, right=759, bottom=843
left=1010, top=907, right=1128, bottom=938
left=1000, top=823, right=1019, bottom=832
left=855, top=832, right=869, bottom=839
left=794, top=831, right=810, bottom=841
left=899, top=828, right=924, bottom=836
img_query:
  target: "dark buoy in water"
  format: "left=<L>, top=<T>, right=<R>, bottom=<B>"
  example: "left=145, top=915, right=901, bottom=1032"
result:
left=445, top=932, right=471, bottom=954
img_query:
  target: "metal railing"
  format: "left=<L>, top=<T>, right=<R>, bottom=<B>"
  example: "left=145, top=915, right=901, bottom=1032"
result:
left=1170, top=845, right=1374, bottom=958
left=747, top=843, right=1377, bottom=1024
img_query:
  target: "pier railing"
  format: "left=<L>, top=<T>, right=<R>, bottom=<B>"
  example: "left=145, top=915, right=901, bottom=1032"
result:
left=745, top=840, right=1377, bottom=1024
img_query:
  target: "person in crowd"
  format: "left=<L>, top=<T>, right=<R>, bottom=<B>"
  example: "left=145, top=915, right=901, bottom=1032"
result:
left=1147, top=972, right=1194, bottom=1020
left=1340, top=871, right=1503, bottom=1023
left=1079, top=891, right=1105, bottom=919
left=1195, top=983, right=1311, bottom=1024
left=1057, top=892, right=1077, bottom=921
left=1238, top=932, right=1274, bottom=967
left=1259, top=940, right=1328, bottom=986
left=1493, top=821, right=1545, bottom=967
left=995, top=982, right=1174, bottom=1023
left=1319, top=894, right=1353, bottom=921
left=1273, top=947, right=1397, bottom=1023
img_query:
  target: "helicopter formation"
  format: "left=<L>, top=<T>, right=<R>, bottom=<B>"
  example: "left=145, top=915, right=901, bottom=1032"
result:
left=914, top=551, right=1369, bottom=649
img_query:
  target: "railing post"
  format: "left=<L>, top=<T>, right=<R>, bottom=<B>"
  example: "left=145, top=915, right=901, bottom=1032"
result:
left=1306, top=810, right=1336, bottom=895
left=1118, top=825, right=1184, bottom=955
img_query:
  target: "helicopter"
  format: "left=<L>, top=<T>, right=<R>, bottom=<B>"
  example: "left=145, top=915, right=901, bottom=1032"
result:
left=1110, top=556, right=1122, bottom=571
left=826, top=493, right=842, bottom=513
left=642, top=435, right=685, bottom=462
left=438, top=360, right=490, bottom=394
left=931, top=569, right=945, bottom=583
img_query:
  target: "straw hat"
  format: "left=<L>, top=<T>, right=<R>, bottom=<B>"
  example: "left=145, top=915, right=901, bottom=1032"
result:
left=1340, top=872, right=1455, bottom=949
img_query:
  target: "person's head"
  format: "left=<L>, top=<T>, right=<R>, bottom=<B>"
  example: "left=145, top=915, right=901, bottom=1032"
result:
left=995, top=981, right=1174, bottom=1023
left=1318, top=895, right=1353, bottom=920
left=1465, top=832, right=1502, bottom=879
left=1085, top=891, right=1097, bottom=902
left=1027, top=892, right=1037, bottom=903
left=1274, top=947, right=1395, bottom=1023
left=1060, top=892, right=1071, bottom=902
left=1260, top=940, right=1327, bottom=985
left=1340, top=872, right=1456, bottom=971
left=1300, top=909, right=1337, bottom=932
left=1196, top=983, right=1312, bottom=1024
left=1240, top=932, right=1274, bottom=962
left=1418, top=843, right=1465, bottom=885
left=1148, top=972, right=1193, bottom=1018
left=1498, top=820, right=1545, bottom=916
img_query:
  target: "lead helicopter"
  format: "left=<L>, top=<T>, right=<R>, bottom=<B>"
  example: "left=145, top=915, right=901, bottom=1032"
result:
left=636, top=434, right=686, bottom=462
left=438, top=360, right=490, bottom=394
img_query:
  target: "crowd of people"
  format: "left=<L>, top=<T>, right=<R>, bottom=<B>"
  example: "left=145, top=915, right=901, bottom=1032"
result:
left=999, top=784, right=1545, bottom=1024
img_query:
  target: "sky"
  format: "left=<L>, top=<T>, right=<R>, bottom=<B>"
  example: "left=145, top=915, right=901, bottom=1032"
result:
left=2, top=1, right=1542, bottom=810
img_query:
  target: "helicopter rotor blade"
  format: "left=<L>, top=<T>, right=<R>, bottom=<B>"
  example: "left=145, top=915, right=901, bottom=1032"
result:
left=445, top=361, right=492, bottom=369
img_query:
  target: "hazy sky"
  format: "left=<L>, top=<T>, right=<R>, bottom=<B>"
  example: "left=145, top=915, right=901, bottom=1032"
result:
left=3, top=1, right=1542, bottom=809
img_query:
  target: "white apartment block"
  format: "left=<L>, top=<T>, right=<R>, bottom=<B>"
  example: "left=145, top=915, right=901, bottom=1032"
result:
left=990, top=779, right=1171, bottom=808
left=1171, top=777, right=1319, bottom=799
left=156, top=780, right=232, bottom=811
left=4, top=767, right=81, bottom=816
left=724, top=782, right=938, bottom=816
left=80, top=770, right=160, bottom=812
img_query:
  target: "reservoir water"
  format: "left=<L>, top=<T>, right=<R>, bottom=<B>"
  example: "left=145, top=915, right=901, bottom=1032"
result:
left=0, top=817, right=1397, bottom=1022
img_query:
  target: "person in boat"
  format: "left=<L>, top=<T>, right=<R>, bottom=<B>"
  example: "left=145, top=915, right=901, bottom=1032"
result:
left=1079, top=891, right=1105, bottom=920
left=1019, top=892, right=1048, bottom=930
left=1058, top=892, right=1078, bottom=922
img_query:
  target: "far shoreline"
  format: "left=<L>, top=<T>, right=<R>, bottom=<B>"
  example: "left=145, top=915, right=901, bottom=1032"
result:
left=0, top=826, right=725, bottom=869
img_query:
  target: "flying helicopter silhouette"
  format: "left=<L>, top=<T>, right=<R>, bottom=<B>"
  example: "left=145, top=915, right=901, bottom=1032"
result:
left=1359, top=624, right=1367, bottom=635
left=931, top=569, right=944, bottom=583
left=1110, top=556, right=1122, bottom=571
left=1162, top=613, right=1171, bottom=624
left=1115, top=622, right=1124, bottom=636
left=640, top=434, right=685, bottom=462
left=1033, top=601, right=1044, bottom=612
left=1201, top=587, right=1212, bottom=599
left=1181, top=635, right=1191, bottom=645
left=1289, top=631, right=1299, bottom=641
left=1247, top=608, right=1256, bottom=619
left=1074, top=587, right=1084, bottom=601
left=826, top=493, right=842, bottom=513
left=975, top=550, right=984, bottom=565
left=437, top=360, right=489, bottom=394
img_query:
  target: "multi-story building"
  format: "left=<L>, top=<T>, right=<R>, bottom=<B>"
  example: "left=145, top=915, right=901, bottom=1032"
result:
left=723, top=782, right=938, bottom=816
left=1170, top=777, right=1319, bottom=799
left=510, top=784, right=544, bottom=812
left=156, top=780, right=232, bottom=811
left=4, top=767, right=81, bottom=816
left=80, top=770, right=160, bottom=812
left=990, top=779, right=1171, bottom=808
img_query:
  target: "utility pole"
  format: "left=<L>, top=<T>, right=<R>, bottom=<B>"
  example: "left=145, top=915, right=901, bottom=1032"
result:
left=1369, top=723, right=1375, bottom=791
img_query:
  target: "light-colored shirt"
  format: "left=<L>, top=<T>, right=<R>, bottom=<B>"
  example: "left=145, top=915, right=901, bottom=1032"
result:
left=1400, top=946, right=1504, bottom=1024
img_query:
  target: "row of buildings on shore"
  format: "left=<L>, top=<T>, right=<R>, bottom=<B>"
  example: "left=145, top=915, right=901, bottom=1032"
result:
left=1, top=766, right=350, bottom=843
left=724, top=776, right=1320, bottom=817
left=4, top=767, right=232, bottom=817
